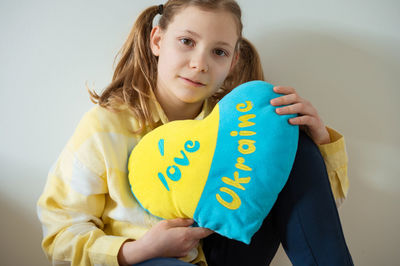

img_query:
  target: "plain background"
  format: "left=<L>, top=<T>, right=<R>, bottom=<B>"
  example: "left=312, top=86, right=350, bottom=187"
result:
left=1, top=0, right=399, bottom=265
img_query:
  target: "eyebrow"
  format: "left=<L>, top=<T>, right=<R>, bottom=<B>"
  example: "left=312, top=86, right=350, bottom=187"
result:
left=181, top=30, right=234, bottom=49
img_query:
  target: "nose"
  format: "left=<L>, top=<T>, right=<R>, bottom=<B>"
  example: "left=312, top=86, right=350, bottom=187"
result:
left=189, top=51, right=209, bottom=73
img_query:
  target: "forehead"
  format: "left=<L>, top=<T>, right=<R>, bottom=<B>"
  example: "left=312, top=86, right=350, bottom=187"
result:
left=166, top=6, right=239, bottom=46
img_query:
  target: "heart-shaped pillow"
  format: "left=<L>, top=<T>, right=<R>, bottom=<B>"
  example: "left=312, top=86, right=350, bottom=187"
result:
left=128, top=80, right=299, bottom=244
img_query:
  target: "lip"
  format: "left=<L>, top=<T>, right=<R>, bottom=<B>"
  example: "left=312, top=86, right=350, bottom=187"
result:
left=179, top=76, right=206, bottom=87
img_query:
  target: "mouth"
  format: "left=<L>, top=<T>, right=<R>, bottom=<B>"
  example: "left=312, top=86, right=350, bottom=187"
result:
left=179, top=76, right=206, bottom=87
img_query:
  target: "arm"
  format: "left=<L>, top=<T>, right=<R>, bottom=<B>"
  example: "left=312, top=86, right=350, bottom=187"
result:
left=38, top=150, right=212, bottom=266
left=37, top=125, right=130, bottom=265
left=270, top=86, right=349, bottom=206
left=37, top=148, right=131, bottom=265
left=38, top=109, right=212, bottom=265
left=37, top=107, right=139, bottom=265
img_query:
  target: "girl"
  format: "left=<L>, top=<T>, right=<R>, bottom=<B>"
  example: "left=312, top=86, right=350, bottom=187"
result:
left=37, top=1, right=353, bottom=265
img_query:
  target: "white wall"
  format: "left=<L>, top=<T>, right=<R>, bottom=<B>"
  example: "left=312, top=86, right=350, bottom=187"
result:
left=0, top=0, right=398, bottom=265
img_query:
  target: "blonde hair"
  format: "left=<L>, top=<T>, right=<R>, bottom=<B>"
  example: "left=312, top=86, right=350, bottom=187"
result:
left=89, top=0, right=265, bottom=133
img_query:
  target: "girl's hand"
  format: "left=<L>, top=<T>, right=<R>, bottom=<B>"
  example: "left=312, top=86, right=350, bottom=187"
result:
left=118, top=218, right=213, bottom=265
left=140, top=218, right=213, bottom=258
left=270, top=86, right=330, bottom=145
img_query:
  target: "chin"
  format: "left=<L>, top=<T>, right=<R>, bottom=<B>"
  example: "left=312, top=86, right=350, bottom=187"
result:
left=179, top=97, right=203, bottom=104
left=174, top=91, right=204, bottom=104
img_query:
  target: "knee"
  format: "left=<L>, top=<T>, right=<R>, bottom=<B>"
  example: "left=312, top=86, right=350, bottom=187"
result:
left=285, top=131, right=330, bottom=194
left=295, top=131, right=326, bottom=170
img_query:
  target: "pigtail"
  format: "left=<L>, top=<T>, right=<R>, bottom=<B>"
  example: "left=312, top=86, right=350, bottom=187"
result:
left=233, top=38, right=265, bottom=83
left=89, top=5, right=160, bottom=133
left=210, top=37, right=265, bottom=105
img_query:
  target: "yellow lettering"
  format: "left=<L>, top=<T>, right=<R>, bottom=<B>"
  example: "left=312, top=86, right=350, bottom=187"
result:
left=236, top=101, right=253, bottom=112
left=230, top=130, right=256, bottom=137
left=216, top=187, right=241, bottom=210
left=238, top=114, right=256, bottom=128
left=238, top=139, right=256, bottom=154
left=235, top=157, right=252, bottom=171
left=222, top=171, right=251, bottom=190
left=239, top=130, right=256, bottom=136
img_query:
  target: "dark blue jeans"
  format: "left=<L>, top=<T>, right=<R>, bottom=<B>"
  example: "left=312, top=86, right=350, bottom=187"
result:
left=132, top=258, right=193, bottom=266
left=202, top=131, right=354, bottom=266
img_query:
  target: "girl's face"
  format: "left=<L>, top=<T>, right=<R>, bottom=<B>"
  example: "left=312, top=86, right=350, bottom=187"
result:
left=150, top=6, right=239, bottom=112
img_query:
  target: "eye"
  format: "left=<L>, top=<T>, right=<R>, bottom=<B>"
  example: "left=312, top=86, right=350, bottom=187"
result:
left=214, top=49, right=229, bottom=57
left=180, top=38, right=194, bottom=47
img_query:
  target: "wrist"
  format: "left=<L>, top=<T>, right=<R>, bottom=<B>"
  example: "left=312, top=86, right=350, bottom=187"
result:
left=316, top=127, right=331, bottom=145
left=117, top=240, right=132, bottom=266
left=117, top=239, right=155, bottom=266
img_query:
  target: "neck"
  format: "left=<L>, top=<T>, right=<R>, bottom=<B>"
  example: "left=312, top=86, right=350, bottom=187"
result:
left=164, top=102, right=203, bottom=121
left=154, top=90, right=204, bottom=121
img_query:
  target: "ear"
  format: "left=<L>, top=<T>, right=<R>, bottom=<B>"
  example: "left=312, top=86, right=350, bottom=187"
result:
left=150, top=26, right=163, bottom=56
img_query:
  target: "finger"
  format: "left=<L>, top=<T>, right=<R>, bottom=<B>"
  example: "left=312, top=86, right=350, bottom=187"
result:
left=188, top=227, right=214, bottom=239
left=165, top=218, right=194, bottom=228
left=273, top=86, right=296, bottom=95
left=276, top=102, right=316, bottom=116
left=288, top=115, right=317, bottom=126
left=270, top=93, right=299, bottom=106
